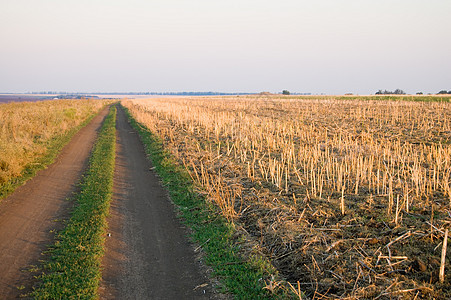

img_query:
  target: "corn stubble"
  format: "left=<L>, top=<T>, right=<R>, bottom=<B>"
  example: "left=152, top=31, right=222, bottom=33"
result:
left=123, top=96, right=451, bottom=299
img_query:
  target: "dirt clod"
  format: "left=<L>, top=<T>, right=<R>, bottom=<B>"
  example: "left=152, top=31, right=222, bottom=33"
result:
left=368, top=237, right=379, bottom=245
left=413, top=258, right=428, bottom=272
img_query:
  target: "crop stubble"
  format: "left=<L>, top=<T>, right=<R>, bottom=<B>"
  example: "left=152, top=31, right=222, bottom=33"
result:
left=123, top=96, right=450, bottom=299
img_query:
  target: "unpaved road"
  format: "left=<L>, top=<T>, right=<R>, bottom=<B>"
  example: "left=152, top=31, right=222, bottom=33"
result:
left=100, top=106, right=214, bottom=299
left=0, top=107, right=109, bottom=299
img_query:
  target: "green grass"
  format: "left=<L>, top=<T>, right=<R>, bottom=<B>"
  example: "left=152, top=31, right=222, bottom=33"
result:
left=32, top=105, right=116, bottom=299
left=0, top=106, right=109, bottom=201
left=121, top=104, right=291, bottom=299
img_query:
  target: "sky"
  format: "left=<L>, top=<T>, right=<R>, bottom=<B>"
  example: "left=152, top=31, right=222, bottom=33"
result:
left=1, top=0, right=450, bottom=95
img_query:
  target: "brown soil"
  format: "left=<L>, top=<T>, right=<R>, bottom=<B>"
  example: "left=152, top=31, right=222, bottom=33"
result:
left=0, top=107, right=110, bottom=299
left=99, top=106, right=217, bottom=299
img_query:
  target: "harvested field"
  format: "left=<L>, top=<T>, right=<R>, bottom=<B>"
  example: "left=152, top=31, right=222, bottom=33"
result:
left=123, top=96, right=451, bottom=299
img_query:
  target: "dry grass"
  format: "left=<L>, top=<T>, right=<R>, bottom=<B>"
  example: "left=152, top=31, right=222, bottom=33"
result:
left=123, top=96, right=451, bottom=299
left=0, top=99, right=110, bottom=185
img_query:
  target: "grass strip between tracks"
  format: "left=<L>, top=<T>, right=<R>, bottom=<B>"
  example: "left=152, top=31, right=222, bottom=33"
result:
left=32, top=105, right=116, bottom=299
left=0, top=105, right=109, bottom=202
left=122, top=104, right=289, bottom=299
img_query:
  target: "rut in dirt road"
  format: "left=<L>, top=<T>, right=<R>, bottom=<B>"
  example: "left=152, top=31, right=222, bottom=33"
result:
left=0, top=107, right=110, bottom=299
left=100, top=106, right=214, bottom=299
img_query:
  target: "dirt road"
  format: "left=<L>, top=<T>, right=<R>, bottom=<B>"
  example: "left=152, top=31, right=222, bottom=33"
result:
left=0, top=107, right=109, bottom=299
left=100, top=106, right=214, bottom=299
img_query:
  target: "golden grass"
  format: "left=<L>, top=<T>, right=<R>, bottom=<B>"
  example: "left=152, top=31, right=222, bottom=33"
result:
left=123, top=96, right=451, bottom=299
left=0, top=99, right=110, bottom=185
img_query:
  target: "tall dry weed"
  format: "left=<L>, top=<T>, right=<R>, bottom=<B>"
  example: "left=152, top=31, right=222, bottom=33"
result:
left=0, top=99, right=108, bottom=184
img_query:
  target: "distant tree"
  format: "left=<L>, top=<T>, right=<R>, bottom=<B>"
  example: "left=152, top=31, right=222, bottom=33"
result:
left=375, top=89, right=405, bottom=95
left=282, top=90, right=290, bottom=95
left=437, top=90, right=449, bottom=94
left=416, top=92, right=423, bottom=95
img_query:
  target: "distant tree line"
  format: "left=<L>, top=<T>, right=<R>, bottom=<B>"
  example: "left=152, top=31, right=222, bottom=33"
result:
left=31, top=91, right=254, bottom=96
left=375, top=89, right=451, bottom=95
left=375, top=89, right=406, bottom=95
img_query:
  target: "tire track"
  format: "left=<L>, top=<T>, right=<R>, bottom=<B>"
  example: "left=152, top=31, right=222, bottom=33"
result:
left=0, top=107, right=109, bottom=299
left=100, top=106, right=214, bottom=299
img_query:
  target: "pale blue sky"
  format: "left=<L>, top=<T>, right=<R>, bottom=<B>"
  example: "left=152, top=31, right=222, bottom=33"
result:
left=1, top=0, right=450, bottom=94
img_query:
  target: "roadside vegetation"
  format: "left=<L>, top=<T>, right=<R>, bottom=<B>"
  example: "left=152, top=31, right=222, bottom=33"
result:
left=0, top=99, right=112, bottom=200
left=32, top=105, right=116, bottom=299
left=122, top=95, right=450, bottom=299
